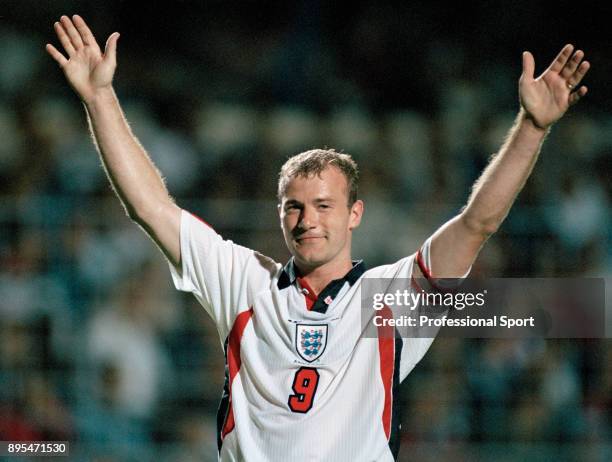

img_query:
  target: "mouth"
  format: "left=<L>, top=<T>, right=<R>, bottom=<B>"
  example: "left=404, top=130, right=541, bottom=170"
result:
left=295, top=236, right=325, bottom=244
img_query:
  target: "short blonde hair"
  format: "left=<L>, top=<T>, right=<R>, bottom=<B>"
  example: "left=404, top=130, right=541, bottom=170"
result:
left=278, top=149, right=359, bottom=206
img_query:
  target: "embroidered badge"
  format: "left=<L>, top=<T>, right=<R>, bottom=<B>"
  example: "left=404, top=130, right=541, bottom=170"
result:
left=295, top=324, right=328, bottom=362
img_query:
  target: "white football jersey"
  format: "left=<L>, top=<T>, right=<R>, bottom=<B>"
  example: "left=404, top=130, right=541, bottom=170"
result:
left=169, top=209, right=438, bottom=461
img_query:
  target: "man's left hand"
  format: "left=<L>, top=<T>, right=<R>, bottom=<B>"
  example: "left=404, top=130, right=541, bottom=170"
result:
left=519, top=44, right=590, bottom=130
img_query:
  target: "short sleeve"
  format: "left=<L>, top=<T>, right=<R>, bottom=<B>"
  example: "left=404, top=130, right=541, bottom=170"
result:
left=365, top=237, right=470, bottom=383
left=168, top=209, right=280, bottom=339
left=398, top=236, right=472, bottom=382
left=416, top=235, right=472, bottom=283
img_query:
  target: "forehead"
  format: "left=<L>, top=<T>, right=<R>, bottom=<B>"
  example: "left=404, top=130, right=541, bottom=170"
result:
left=282, top=166, right=349, bottom=201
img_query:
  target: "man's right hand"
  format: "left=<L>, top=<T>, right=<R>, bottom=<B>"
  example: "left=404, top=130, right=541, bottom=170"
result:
left=46, top=15, right=120, bottom=104
left=45, top=14, right=181, bottom=268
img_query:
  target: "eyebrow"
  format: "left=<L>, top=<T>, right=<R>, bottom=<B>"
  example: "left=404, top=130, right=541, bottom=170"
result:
left=284, top=197, right=336, bottom=206
left=314, top=197, right=336, bottom=203
left=283, top=199, right=302, bottom=208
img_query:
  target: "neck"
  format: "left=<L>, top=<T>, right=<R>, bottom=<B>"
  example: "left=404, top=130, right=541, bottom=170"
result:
left=295, top=258, right=353, bottom=295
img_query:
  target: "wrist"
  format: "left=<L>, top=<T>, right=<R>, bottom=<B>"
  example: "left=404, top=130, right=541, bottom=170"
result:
left=83, top=86, right=115, bottom=108
left=518, top=108, right=551, bottom=135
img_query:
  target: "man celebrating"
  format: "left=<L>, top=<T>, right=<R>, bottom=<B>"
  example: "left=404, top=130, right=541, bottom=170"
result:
left=47, top=15, right=589, bottom=461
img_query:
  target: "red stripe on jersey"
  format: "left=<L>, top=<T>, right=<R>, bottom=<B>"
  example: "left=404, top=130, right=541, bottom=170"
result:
left=377, top=305, right=395, bottom=440
left=416, top=249, right=450, bottom=293
left=297, top=277, right=318, bottom=310
left=416, top=249, right=433, bottom=280
left=416, top=249, right=460, bottom=293
left=189, top=212, right=214, bottom=230
left=221, top=308, right=254, bottom=440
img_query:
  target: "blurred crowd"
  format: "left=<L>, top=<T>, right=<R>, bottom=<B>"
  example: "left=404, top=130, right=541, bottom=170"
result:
left=1, top=2, right=611, bottom=460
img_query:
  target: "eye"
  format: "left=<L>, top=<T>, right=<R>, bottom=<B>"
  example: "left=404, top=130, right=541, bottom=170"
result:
left=318, top=204, right=331, bottom=210
left=285, top=204, right=301, bottom=213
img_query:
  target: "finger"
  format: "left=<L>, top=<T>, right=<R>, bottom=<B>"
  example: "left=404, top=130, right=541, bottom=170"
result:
left=104, top=32, right=120, bottom=64
left=73, top=14, right=99, bottom=49
left=567, top=60, right=590, bottom=89
left=561, top=49, right=583, bottom=79
left=521, top=51, right=535, bottom=81
left=548, top=44, right=574, bottom=74
left=45, top=43, right=68, bottom=67
left=569, top=86, right=588, bottom=106
left=60, top=15, right=84, bottom=49
left=54, top=21, right=75, bottom=56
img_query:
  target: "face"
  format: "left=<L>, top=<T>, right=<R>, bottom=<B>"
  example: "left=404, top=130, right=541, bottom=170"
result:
left=279, top=167, right=364, bottom=273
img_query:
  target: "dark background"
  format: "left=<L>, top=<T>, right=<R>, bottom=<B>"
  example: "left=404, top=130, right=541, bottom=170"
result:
left=0, top=1, right=610, bottom=460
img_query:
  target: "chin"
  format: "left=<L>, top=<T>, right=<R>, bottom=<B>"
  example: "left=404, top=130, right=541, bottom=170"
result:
left=294, top=252, right=329, bottom=269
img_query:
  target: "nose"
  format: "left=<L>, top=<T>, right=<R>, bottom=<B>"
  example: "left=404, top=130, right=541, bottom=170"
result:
left=298, top=205, right=317, bottom=229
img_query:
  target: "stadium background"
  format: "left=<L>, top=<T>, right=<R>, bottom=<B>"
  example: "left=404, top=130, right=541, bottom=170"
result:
left=1, top=1, right=610, bottom=460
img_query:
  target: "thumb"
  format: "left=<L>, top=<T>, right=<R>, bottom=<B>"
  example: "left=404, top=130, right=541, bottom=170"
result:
left=521, top=51, right=535, bottom=81
left=104, top=32, right=120, bottom=63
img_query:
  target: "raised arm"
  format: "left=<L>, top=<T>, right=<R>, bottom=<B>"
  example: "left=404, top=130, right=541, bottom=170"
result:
left=46, top=15, right=181, bottom=267
left=425, top=44, right=590, bottom=278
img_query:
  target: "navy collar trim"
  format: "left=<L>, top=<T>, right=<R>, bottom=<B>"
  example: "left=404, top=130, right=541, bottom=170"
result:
left=277, top=258, right=366, bottom=291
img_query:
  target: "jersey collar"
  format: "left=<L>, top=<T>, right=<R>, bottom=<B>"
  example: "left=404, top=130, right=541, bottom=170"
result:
left=277, top=258, right=366, bottom=313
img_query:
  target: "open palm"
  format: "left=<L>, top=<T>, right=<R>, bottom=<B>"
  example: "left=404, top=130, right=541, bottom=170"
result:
left=46, top=15, right=119, bottom=103
left=519, top=45, right=590, bottom=129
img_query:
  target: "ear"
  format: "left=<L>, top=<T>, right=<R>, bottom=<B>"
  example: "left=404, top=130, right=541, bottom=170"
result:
left=348, top=200, right=364, bottom=230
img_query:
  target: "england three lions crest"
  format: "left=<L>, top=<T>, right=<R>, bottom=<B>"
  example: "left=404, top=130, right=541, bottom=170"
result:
left=296, top=324, right=328, bottom=363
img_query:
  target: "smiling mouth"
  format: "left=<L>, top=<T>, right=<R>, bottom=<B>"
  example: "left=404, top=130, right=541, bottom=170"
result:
left=295, top=236, right=324, bottom=243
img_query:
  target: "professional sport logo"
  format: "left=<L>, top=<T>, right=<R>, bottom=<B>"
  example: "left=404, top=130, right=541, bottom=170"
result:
left=295, top=324, right=328, bottom=362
